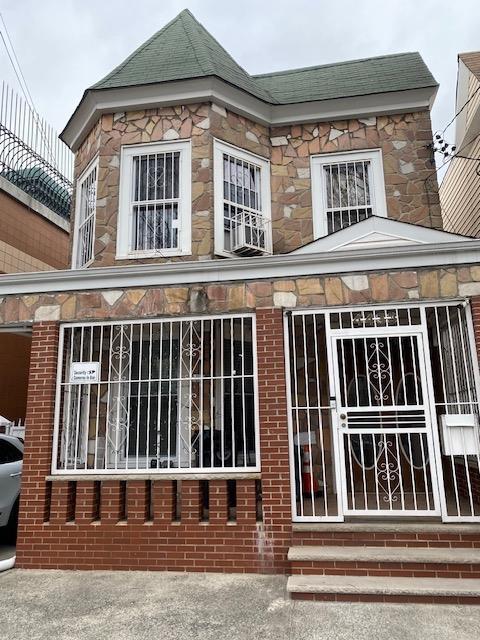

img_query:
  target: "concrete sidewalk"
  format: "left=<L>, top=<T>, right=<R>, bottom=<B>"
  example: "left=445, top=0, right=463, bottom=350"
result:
left=1, top=569, right=480, bottom=640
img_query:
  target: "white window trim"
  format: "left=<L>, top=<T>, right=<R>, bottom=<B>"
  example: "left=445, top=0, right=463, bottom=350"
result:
left=71, top=157, right=99, bottom=269
left=310, top=148, right=388, bottom=239
left=116, top=139, right=192, bottom=259
left=213, top=138, right=272, bottom=257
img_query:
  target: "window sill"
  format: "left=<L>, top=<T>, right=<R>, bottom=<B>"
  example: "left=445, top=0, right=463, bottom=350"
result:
left=115, top=250, right=192, bottom=260
left=46, top=471, right=261, bottom=481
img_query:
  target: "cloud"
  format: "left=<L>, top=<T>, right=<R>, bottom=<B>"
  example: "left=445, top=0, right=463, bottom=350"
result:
left=1, top=0, right=480, bottom=180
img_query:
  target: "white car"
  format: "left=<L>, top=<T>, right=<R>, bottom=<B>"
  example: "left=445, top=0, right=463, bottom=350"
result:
left=0, top=434, right=23, bottom=537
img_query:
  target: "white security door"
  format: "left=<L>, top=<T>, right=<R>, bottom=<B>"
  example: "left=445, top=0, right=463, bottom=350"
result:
left=330, top=329, right=441, bottom=516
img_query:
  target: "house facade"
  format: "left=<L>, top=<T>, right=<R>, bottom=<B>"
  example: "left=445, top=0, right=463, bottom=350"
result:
left=2, top=10, right=480, bottom=602
left=440, top=51, right=480, bottom=236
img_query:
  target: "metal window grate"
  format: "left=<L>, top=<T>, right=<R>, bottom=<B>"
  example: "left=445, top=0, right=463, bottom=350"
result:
left=130, top=151, right=180, bottom=252
left=53, top=315, right=259, bottom=474
left=76, top=165, right=97, bottom=268
left=222, top=153, right=267, bottom=254
left=323, top=160, right=373, bottom=234
left=286, top=303, right=480, bottom=523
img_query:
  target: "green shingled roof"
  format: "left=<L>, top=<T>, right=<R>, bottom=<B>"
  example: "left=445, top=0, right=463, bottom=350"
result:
left=254, top=53, right=437, bottom=104
left=92, top=9, right=272, bottom=102
left=92, top=9, right=437, bottom=104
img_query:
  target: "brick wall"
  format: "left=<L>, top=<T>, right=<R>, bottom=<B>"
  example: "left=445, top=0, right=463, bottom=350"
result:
left=16, top=322, right=59, bottom=553
left=0, top=189, right=69, bottom=271
left=15, top=309, right=293, bottom=573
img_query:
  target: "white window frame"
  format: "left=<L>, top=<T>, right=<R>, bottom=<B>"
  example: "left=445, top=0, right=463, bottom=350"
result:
left=71, top=157, right=98, bottom=269
left=213, top=139, right=272, bottom=257
left=116, top=140, right=192, bottom=259
left=310, top=148, right=387, bottom=239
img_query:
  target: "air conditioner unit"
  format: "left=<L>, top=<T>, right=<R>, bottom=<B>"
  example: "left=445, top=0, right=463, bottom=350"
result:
left=231, top=212, right=270, bottom=256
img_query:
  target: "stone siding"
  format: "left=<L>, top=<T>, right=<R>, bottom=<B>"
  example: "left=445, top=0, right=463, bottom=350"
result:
left=70, top=103, right=441, bottom=267
left=269, top=111, right=441, bottom=252
left=1, top=265, right=478, bottom=326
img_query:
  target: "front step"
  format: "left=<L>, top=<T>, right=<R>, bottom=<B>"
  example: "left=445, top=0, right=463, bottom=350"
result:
left=287, top=575, right=480, bottom=603
left=292, top=522, right=480, bottom=548
left=289, top=544, right=480, bottom=579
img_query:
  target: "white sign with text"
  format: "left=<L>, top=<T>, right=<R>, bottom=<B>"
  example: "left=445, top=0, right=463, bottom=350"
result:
left=70, top=362, right=100, bottom=384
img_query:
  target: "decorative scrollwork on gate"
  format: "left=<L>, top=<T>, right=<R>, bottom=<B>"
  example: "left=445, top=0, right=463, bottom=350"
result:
left=367, top=340, right=392, bottom=403
left=376, top=438, right=401, bottom=503
left=106, top=325, right=132, bottom=460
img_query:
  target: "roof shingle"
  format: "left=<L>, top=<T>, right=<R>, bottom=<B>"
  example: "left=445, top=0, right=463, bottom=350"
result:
left=91, top=9, right=437, bottom=105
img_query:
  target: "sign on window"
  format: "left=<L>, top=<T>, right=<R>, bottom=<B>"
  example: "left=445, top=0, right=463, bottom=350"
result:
left=70, top=362, right=100, bottom=384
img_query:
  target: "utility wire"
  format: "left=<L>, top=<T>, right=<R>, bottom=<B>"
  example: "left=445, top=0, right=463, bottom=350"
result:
left=0, top=12, right=35, bottom=110
left=425, top=132, right=480, bottom=184
left=0, top=11, right=57, bottom=167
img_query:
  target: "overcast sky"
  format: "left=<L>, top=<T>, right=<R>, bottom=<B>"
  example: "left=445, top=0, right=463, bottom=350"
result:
left=1, top=0, right=479, bottom=164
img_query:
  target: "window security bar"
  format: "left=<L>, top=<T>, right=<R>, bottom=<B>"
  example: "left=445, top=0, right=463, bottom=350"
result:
left=53, top=315, right=259, bottom=474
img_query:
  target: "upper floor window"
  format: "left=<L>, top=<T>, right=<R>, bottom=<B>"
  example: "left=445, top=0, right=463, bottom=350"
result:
left=73, top=159, right=98, bottom=268
left=311, top=149, right=387, bottom=238
left=214, top=140, right=272, bottom=256
left=117, top=140, right=191, bottom=259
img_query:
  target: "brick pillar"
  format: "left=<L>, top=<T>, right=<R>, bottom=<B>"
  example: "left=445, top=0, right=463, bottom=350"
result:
left=255, top=308, right=292, bottom=573
left=49, top=483, right=71, bottom=524
left=236, top=480, right=257, bottom=525
left=127, top=480, right=148, bottom=523
left=209, top=480, right=228, bottom=525
left=470, top=297, right=480, bottom=362
left=152, top=480, right=174, bottom=523
left=181, top=480, right=201, bottom=523
left=75, top=481, right=98, bottom=524
left=16, top=322, right=59, bottom=565
left=100, top=481, right=125, bottom=523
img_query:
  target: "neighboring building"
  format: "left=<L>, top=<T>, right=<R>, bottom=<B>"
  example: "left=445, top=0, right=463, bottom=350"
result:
left=0, top=85, right=72, bottom=273
left=440, top=52, right=480, bottom=235
left=0, top=86, right=72, bottom=428
left=2, top=11, right=480, bottom=602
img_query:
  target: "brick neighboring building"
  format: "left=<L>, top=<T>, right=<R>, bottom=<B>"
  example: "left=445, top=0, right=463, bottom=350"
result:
left=2, top=10, right=480, bottom=602
left=0, top=90, right=71, bottom=425
left=0, top=176, right=69, bottom=274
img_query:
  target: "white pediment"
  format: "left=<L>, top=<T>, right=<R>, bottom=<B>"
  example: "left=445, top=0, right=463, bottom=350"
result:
left=291, top=216, right=471, bottom=254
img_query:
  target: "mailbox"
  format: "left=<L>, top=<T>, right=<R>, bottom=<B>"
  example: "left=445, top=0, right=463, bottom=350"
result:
left=440, top=414, right=480, bottom=456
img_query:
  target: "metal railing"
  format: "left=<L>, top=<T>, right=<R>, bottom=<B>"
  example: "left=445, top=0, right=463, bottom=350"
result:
left=0, top=82, right=73, bottom=219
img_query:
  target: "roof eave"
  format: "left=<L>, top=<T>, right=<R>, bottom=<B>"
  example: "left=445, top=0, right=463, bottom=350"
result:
left=0, top=237, right=478, bottom=298
left=61, top=78, right=438, bottom=153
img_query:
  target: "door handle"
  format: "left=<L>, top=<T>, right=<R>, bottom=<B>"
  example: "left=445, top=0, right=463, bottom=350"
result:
left=9, top=472, right=21, bottom=477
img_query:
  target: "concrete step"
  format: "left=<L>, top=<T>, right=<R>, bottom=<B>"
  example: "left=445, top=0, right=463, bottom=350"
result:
left=288, top=544, right=480, bottom=564
left=291, top=522, right=480, bottom=548
left=292, top=522, right=480, bottom=534
left=287, top=574, right=480, bottom=603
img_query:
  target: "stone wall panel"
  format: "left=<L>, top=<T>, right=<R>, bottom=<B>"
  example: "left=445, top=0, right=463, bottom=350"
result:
left=70, top=105, right=442, bottom=266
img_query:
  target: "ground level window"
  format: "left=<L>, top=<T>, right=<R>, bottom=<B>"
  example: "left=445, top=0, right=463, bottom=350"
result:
left=54, top=315, right=258, bottom=473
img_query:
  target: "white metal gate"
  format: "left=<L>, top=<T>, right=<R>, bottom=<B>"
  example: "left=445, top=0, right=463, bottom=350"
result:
left=329, top=328, right=440, bottom=516
left=285, top=303, right=480, bottom=523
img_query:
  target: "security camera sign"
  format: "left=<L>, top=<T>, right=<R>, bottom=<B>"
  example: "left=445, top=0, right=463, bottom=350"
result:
left=70, top=362, right=100, bottom=384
